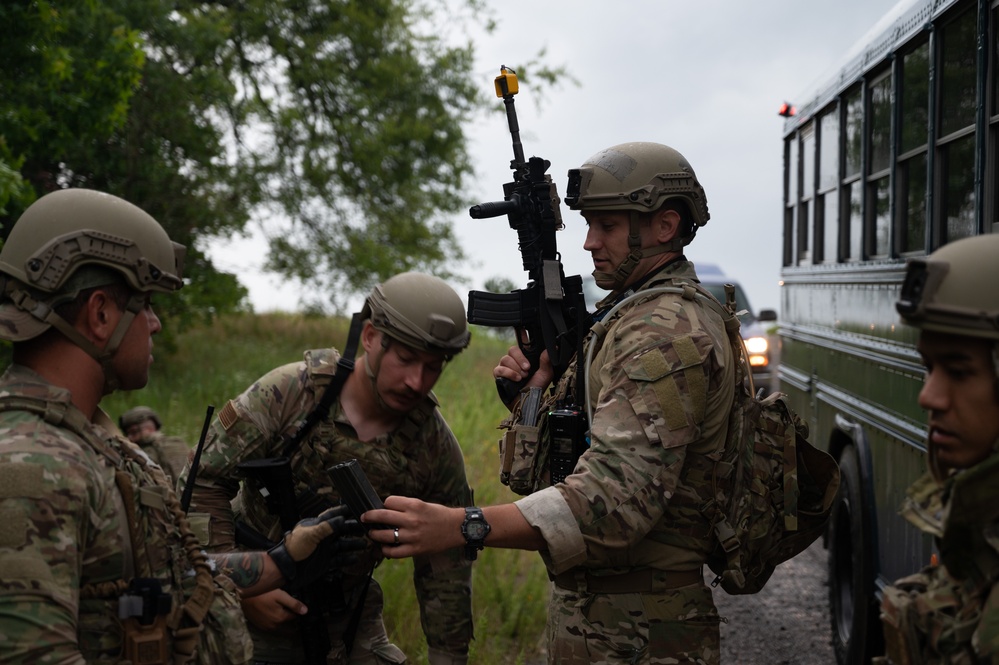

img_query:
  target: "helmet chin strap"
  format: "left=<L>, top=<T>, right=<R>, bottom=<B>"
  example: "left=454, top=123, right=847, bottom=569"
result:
left=9, top=287, right=145, bottom=393
left=363, top=343, right=407, bottom=415
left=592, top=211, right=691, bottom=290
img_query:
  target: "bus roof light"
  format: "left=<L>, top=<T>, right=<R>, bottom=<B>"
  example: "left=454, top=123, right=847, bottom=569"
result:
left=778, top=102, right=796, bottom=118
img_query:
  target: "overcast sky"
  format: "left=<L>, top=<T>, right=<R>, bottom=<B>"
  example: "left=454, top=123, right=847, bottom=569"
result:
left=207, top=0, right=904, bottom=315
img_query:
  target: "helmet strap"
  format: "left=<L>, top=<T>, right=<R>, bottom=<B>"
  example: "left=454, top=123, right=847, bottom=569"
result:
left=8, top=285, right=145, bottom=393
left=363, top=340, right=395, bottom=414
left=97, top=293, right=146, bottom=393
left=596, top=211, right=688, bottom=289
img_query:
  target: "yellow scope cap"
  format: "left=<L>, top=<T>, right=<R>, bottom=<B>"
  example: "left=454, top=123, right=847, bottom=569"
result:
left=494, top=66, right=519, bottom=98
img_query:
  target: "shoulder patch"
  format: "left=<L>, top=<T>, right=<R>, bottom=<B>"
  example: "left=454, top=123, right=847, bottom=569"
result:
left=218, top=400, right=240, bottom=432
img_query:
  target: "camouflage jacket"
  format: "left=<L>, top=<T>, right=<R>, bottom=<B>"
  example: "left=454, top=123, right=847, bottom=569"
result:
left=880, top=446, right=999, bottom=663
left=515, top=259, right=736, bottom=576
left=133, top=431, right=191, bottom=488
left=0, top=364, right=251, bottom=665
left=182, top=347, right=473, bottom=660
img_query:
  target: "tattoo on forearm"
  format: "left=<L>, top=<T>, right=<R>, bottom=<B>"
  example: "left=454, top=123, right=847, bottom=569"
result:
left=212, top=551, right=266, bottom=589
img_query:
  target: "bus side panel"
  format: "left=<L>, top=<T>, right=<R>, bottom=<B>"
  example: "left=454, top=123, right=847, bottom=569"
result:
left=779, top=268, right=933, bottom=586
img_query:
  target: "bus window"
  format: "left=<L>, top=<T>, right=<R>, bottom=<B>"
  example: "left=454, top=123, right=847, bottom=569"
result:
left=843, top=87, right=864, bottom=260
left=938, top=5, right=978, bottom=243
left=818, top=107, right=840, bottom=263
left=867, top=72, right=892, bottom=257
left=898, top=42, right=929, bottom=254
left=784, top=136, right=799, bottom=266
left=800, top=123, right=815, bottom=264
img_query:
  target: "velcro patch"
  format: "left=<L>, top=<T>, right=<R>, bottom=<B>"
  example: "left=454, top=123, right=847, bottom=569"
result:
left=651, top=376, right=688, bottom=430
left=0, top=506, right=28, bottom=548
left=187, top=512, right=212, bottom=547
left=0, top=463, right=44, bottom=499
left=138, top=485, right=167, bottom=511
left=0, top=554, right=52, bottom=582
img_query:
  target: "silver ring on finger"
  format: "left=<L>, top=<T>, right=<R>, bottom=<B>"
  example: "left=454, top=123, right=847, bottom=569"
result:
left=393, top=527, right=400, bottom=545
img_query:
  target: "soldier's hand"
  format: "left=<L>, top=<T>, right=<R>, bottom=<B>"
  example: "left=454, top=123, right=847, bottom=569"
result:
left=494, top=342, right=554, bottom=410
left=268, top=505, right=366, bottom=589
left=241, top=588, right=307, bottom=631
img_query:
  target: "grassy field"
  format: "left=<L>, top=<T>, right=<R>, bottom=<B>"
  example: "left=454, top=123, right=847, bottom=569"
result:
left=102, top=312, right=550, bottom=664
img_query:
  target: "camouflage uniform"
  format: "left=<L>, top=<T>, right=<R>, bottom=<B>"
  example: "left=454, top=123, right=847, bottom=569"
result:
left=878, top=444, right=999, bottom=664
left=133, top=431, right=191, bottom=487
left=183, top=347, right=473, bottom=665
left=0, top=364, right=252, bottom=664
left=511, top=259, right=735, bottom=664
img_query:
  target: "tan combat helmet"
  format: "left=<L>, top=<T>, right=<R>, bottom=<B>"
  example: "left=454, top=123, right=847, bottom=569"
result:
left=564, top=142, right=710, bottom=289
left=0, top=189, right=185, bottom=390
left=363, top=272, right=470, bottom=359
left=896, top=234, right=999, bottom=345
left=120, top=406, right=163, bottom=432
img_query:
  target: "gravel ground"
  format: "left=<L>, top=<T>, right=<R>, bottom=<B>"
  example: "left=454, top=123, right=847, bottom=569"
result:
left=714, top=539, right=834, bottom=664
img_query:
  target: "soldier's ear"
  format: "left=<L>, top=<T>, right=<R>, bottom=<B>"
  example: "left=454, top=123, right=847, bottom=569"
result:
left=654, top=208, right=681, bottom=244
left=82, top=290, right=118, bottom=345
left=360, top=320, right=380, bottom=354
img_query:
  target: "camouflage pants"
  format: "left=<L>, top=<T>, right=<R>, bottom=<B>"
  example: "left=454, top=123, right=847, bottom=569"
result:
left=546, top=580, right=721, bottom=664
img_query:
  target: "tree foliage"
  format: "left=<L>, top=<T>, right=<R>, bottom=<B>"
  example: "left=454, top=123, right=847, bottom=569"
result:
left=1, top=0, right=568, bottom=316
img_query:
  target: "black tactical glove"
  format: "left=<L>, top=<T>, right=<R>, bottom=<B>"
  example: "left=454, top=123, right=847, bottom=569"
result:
left=268, top=505, right=366, bottom=590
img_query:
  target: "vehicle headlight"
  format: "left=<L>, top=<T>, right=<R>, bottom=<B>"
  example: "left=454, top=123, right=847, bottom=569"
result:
left=745, top=336, right=769, bottom=367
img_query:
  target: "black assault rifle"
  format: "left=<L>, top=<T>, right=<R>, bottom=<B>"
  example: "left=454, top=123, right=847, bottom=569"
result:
left=467, top=66, right=590, bottom=405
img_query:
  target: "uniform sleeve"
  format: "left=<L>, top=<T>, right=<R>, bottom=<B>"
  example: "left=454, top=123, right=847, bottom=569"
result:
left=0, top=421, right=109, bottom=664
left=412, top=414, right=473, bottom=657
left=181, top=361, right=315, bottom=551
left=552, top=327, right=723, bottom=569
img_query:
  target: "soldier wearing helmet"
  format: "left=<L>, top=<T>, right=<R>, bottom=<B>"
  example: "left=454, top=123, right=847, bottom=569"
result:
left=0, top=189, right=365, bottom=664
left=183, top=272, right=474, bottom=665
left=119, top=405, right=192, bottom=484
left=366, top=143, right=735, bottom=664
left=879, top=234, right=999, bottom=665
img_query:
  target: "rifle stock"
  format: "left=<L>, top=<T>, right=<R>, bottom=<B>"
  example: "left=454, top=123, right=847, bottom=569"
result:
left=468, top=66, right=589, bottom=405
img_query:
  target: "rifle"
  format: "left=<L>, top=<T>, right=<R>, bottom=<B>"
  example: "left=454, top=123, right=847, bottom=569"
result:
left=236, top=457, right=334, bottom=665
left=467, top=66, right=590, bottom=405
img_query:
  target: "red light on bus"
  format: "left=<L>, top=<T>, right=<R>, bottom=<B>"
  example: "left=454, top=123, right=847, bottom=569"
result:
left=778, top=102, right=797, bottom=118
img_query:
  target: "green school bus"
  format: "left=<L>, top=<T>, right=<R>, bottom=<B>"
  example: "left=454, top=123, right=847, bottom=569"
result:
left=778, top=0, right=999, bottom=661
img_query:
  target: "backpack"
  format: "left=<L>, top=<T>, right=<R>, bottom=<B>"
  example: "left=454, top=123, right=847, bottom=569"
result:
left=701, top=284, right=841, bottom=595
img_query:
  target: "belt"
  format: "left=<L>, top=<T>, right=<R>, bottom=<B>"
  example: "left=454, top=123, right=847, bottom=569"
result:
left=551, top=567, right=703, bottom=594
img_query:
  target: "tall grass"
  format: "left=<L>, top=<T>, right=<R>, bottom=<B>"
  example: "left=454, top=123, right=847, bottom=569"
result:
left=102, top=312, right=549, bottom=663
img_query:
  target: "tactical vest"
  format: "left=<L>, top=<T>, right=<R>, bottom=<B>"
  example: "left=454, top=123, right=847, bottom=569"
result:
left=879, top=451, right=999, bottom=664
left=0, top=394, right=252, bottom=665
left=240, top=347, right=436, bottom=542
left=499, top=272, right=733, bottom=563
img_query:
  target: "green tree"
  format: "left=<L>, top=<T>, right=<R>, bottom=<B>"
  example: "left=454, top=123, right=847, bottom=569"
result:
left=1, top=0, right=568, bottom=315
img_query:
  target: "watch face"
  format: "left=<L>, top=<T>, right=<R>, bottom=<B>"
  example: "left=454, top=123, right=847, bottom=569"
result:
left=465, top=521, right=488, bottom=540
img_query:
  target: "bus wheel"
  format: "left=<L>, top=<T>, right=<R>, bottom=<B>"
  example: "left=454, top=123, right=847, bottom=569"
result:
left=828, top=447, right=882, bottom=664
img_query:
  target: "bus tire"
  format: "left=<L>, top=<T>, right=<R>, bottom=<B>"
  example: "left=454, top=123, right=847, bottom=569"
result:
left=828, top=447, right=882, bottom=664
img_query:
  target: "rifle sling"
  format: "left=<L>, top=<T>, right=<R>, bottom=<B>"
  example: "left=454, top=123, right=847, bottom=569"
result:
left=277, top=311, right=373, bottom=658
left=281, top=312, right=363, bottom=458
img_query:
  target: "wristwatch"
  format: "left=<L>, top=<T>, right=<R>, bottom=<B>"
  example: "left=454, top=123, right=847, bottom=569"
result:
left=461, top=506, right=491, bottom=561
